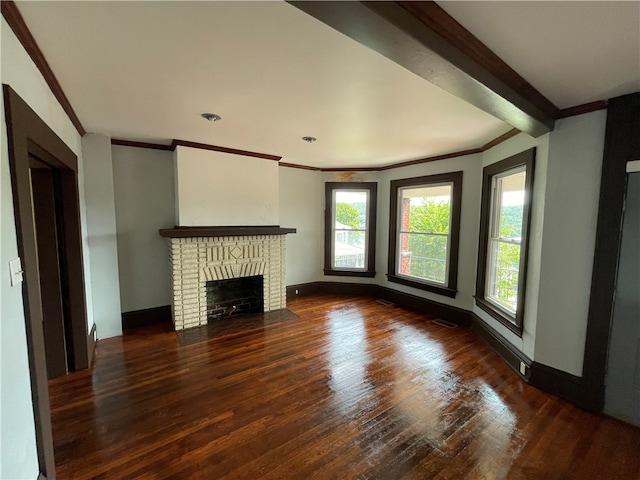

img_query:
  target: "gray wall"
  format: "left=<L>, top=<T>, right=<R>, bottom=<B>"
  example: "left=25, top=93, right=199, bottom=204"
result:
left=279, top=166, right=323, bottom=286
left=377, top=153, right=483, bottom=311
left=477, top=132, right=549, bottom=361
left=315, top=111, right=606, bottom=377
left=83, top=134, right=122, bottom=339
left=605, top=171, right=640, bottom=423
left=109, top=112, right=606, bottom=378
left=112, top=145, right=175, bottom=312
left=534, top=112, right=606, bottom=375
left=111, top=158, right=323, bottom=310
left=475, top=111, right=606, bottom=376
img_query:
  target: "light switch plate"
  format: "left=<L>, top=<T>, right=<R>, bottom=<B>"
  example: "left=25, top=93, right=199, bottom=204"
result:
left=9, top=257, right=23, bottom=287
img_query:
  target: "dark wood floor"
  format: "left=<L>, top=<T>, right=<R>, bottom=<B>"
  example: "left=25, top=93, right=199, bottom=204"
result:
left=49, top=294, right=640, bottom=479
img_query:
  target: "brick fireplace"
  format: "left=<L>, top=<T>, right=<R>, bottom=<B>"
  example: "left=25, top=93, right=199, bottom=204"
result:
left=160, top=226, right=295, bottom=330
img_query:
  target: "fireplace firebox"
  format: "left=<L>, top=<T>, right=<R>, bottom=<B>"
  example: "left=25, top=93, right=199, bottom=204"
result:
left=206, top=275, right=264, bottom=320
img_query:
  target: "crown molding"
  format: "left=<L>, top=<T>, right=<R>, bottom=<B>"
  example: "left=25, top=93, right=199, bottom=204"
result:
left=170, top=139, right=281, bottom=161
left=111, top=139, right=173, bottom=151
left=1, top=0, right=86, bottom=136
left=278, top=162, right=321, bottom=171
left=557, top=100, right=608, bottom=119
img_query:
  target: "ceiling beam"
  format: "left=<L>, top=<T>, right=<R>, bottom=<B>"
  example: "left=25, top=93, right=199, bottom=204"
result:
left=288, top=1, right=557, bottom=137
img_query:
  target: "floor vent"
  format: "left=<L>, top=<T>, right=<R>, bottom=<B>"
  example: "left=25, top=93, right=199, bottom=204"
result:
left=432, top=319, right=457, bottom=329
left=376, top=299, right=395, bottom=306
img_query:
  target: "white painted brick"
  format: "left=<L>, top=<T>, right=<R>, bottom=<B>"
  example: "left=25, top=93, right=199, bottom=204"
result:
left=169, top=233, right=288, bottom=329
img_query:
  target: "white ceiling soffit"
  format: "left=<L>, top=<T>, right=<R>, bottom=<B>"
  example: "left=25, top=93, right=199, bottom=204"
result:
left=437, top=1, right=640, bottom=109
left=14, top=1, right=512, bottom=169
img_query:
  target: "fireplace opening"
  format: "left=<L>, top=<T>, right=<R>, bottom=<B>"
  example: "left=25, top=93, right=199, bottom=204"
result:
left=206, top=275, right=264, bottom=321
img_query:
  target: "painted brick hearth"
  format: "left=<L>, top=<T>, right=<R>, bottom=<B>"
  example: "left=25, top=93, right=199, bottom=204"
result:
left=168, top=235, right=286, bottom=330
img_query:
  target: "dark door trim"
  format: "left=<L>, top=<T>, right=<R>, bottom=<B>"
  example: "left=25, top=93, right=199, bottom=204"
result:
left=582, top=92, right=640, bottom=412
left=4, top=84, right=90, bottom=479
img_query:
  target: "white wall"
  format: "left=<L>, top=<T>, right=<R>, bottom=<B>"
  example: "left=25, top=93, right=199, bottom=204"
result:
left=0, top=96, right=39, bottom=480
left=82, top=134, right=122, bottom=339
left=279, top=166, right=322, bottom=285
left=174, top=146, right=279, bottom=226
left=534, top=111, right=606, bottom=376
left=1, top=17, right=89, bottom=479
left=112, top=145, right=175, bottom=312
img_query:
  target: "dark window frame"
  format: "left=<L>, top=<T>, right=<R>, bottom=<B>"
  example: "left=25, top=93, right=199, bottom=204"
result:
left=475, top=148, right=536, bottom=336
left=387, top=171, right=463, bottom=298
left=324, top=182, right=377, bottom=277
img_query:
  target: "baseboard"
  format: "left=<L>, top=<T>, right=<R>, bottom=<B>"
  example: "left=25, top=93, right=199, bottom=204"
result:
left=529, top=361, right=582, bottom=406
left=122, top=305, right=172, bottom=329
left=286, top=281, right=470, bottom=326
left=471, top=313, right=531, bottom=381
left=287, top=281, right=378, bottom=299
left=86, top=323, right=97, bottom=367
left=319, top=281, right=378, bottom=296
left=286, top=282, right=324, bottom=299
left=376, top=286, right=472, bottom=326
left=471, top=314, right=588, bottom=405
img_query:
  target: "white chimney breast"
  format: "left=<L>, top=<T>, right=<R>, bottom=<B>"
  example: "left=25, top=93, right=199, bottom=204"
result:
left=174, top=145, right=280, bottom=226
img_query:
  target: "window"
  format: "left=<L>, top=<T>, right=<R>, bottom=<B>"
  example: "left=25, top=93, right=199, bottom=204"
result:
left=324, top=182, right=377, bottom=277
left=387, top=172, right=462, bottom=297
left=476, top=148, right=535, bottom=335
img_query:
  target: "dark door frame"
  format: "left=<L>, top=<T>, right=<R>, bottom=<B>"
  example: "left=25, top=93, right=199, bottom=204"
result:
left=4, top=85, right=90, bottom=479
left=582, top=92, right=640, bottom=413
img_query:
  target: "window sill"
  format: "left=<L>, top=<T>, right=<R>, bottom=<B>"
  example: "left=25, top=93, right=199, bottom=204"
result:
left=386, top=274, right=457, bottom=298
left=324, top=269, right=376, bottom=278
left=474, top=297, right=523, bottom=336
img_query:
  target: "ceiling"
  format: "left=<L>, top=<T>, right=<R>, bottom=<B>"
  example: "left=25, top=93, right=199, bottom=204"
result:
left=437, top=1, right=640, bottom=109
left=11, top=1, right=640, bottom=169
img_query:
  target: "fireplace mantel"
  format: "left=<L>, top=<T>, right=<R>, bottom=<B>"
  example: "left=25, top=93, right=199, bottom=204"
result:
left=159, top=225, right=296, bottom=238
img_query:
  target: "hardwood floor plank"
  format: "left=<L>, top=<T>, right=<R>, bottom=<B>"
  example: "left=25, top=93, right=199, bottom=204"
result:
left=48, top=294, right=640, bottom=479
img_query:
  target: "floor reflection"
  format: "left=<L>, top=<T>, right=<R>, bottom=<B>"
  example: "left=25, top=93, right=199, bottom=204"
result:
left=326, top=307, right=375, bottom=417
left=388, top=319, right=523, bottom=476
left=47, top=295, right=640, bottom=479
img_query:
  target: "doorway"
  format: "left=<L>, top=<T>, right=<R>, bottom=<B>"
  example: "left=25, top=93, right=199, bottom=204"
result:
left=30, top=156, right=77, bottom=378
left=4, top=85, right=91, bottom=479
left=604, top=168, right=640, bottom=426
left=582, top=92, right=640, bottom=414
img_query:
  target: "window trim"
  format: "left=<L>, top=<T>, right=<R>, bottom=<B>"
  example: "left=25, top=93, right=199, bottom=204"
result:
left=387, top=171, right=463, bottom=298
left=475, top=148, right=536, bottom=336
left=324, top=182, right=377, bottom=277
